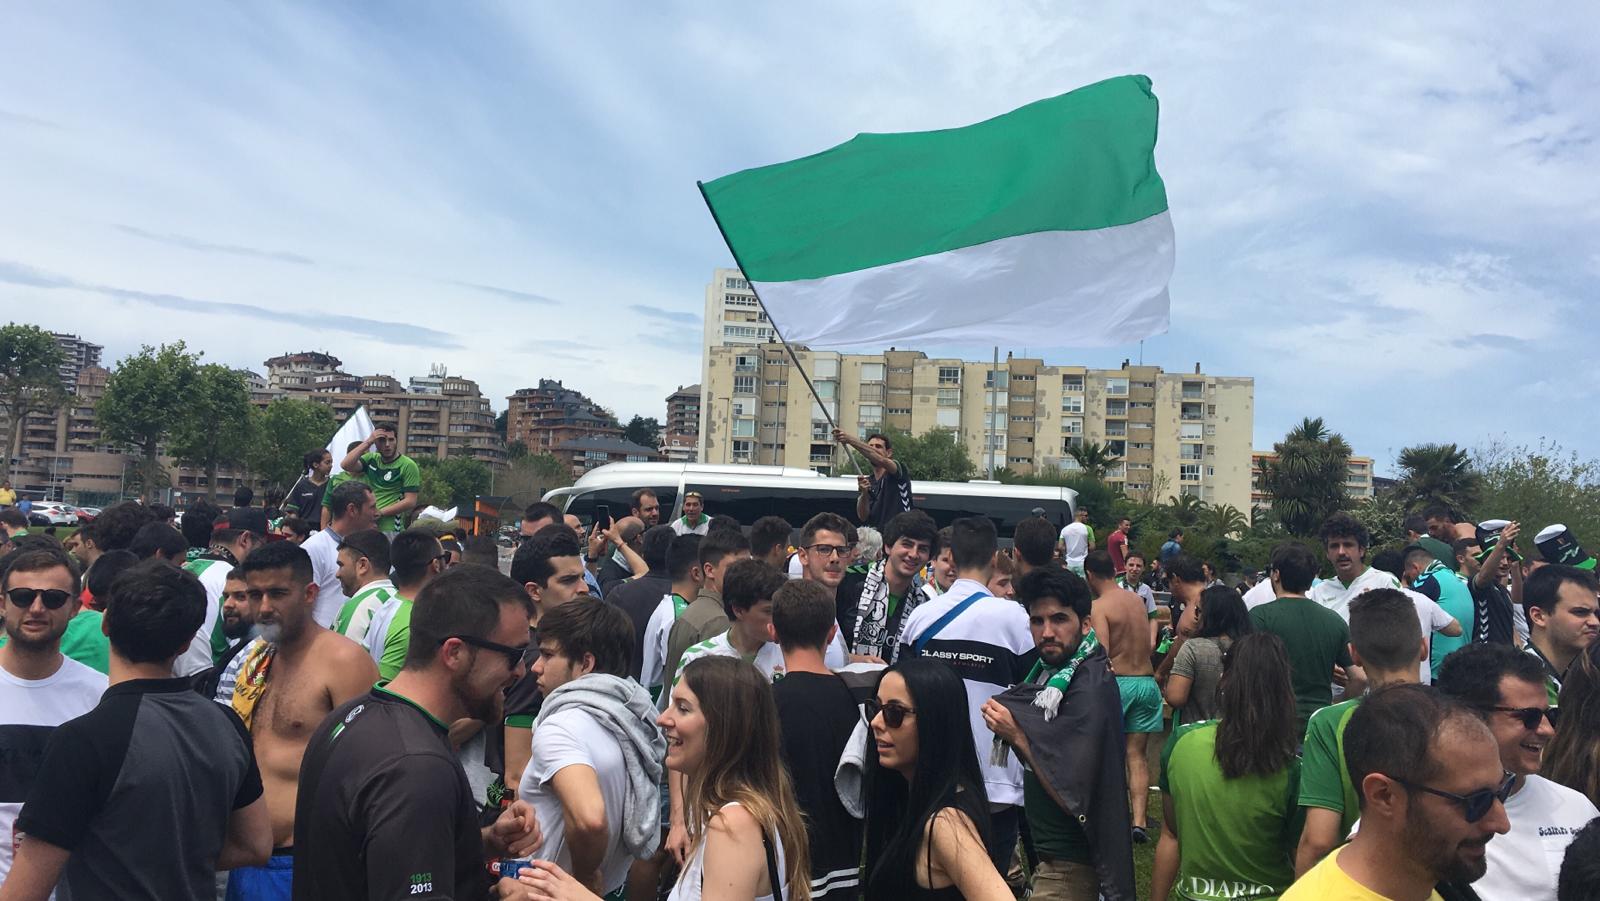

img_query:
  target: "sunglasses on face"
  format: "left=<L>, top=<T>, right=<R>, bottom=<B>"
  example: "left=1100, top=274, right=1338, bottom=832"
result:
left=1490, top=705, right=1558, bottom=730
left=1393, top=772, right=1515, bottom=823
left=6, top=587, right=72, bottom=610
left=864, top=698, right=917, bottom=729
left=442, top=634, right=528, bottom=668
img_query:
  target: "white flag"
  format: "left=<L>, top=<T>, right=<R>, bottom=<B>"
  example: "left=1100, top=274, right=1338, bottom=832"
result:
left=327, top=405, right=374, bottom=464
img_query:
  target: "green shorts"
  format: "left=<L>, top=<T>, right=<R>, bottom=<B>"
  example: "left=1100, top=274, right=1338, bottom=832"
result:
left=1116, top=675, right=1163, bottom=734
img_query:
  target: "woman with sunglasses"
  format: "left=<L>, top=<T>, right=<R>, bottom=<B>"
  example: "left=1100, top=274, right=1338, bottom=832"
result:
left=1162, top=585, right=1253, bottom=740
left=862, top=658, right=1012, bottom=900
left=509, top=655, right=810, bottom=901
left=1151, top=633, right=1301, bottom=901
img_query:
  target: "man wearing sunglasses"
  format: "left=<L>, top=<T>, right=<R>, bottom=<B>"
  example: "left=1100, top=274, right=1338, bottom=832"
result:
left=1283, top=683, right=1510, bottom=899
left=0, top=546, right=107, bottom=889
left=212, top=541, right=377, bottom=901
left=294, top=565, right=542, bottom=901
left=1438, top=642, right=1599, bottom=899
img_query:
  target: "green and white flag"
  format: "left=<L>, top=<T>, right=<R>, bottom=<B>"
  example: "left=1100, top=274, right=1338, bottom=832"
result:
left=700, top=75, right=1172, bottom=348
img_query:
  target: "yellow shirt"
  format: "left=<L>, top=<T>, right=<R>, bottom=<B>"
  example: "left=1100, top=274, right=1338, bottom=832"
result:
left=1282, top=849, right=1443, bottom=901
left=0, top=488, right=14, bottom=506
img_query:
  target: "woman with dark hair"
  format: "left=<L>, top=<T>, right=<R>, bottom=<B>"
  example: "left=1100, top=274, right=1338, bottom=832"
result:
left=1151, top=632, right=1301, bottom=900
left=1545, top=642, right=1600, bottom=806
left=1163, top=585, right=1254, bottom=732
left=862, top=658, right=1011, bottom=900
left=513, top=655, right=810, bottom=901
left=285, top=447, right=334, bottom=520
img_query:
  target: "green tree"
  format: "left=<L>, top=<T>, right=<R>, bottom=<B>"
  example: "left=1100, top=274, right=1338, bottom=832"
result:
left=1473, top=440, right=1600, bottom=552
left=494, top=409, right=509, bottom=439
left=97, top=343, right=201, bottom=501
left=0, top=324, right=68, bottom=483
left=623, top=415, right=663, bottom=449
left=1350, top=488, right=1409, bottom=553
left=1394, top=442, right=1481, bottom=516
left=248, top=398, right=339, bottom=491
left=1257, top=417, right=1352, bottom=537
left=495, top=452, right=573, bottom=513
left=859, top=428, right=975, bottom=482
left=506, top=439, right=529, bottom=461
left=169, top=364, right=253, bottom=501
left=1065, top=440, right=1122, bottom=480
left=416, top=455, right=493, bottom=510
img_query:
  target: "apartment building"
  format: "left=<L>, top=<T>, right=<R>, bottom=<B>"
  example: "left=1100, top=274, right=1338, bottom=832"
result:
left=663, top=384, right=701, bottom=463
left=703, top=344, right=1255, bottom=511
left=51, top=332, right=103, bottom=390
left=550, top=435, right=666, bottom=479
left=504, top=379, right=622, bottom=456
left=1251, top=451, right=1376, bottom=508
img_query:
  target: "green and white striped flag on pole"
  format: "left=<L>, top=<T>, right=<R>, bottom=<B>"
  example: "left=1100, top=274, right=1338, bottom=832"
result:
left=700, top=75, right=1172, bottom=349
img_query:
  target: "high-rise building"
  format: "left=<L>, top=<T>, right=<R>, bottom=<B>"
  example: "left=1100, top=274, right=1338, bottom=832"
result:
left=663, top=384, right=701, bottom=463
left=703, top=345, right=1255, bottom=512
left=1251, top=451, right=1376, bottom=508
left=51, top=332, right=102, bottom=393
left=505, top=380, right=622, bottom=456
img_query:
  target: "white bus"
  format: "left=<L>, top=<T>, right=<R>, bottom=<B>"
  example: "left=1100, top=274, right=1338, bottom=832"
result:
left=542, top=462, right=1077, bottom=536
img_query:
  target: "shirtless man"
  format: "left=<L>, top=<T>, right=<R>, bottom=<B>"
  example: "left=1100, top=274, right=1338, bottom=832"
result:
left=1083, top=549, right=1161, bottom=842
left=215, top=540, right=378, bottom=899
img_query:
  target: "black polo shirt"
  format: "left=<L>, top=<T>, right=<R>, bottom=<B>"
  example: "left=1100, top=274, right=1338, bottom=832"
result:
left=16, top=677, right=262, bottom=901
left=865, top=463, right=913, bottom=529
left=293, top=685, right=486, bottom=901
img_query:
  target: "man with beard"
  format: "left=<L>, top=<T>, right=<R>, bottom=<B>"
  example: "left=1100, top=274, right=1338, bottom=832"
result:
left=299, top=480, right=378, bottom=629
left=629, top=488, right=661, bottom=528
left=836, top=510, right=936, bottom=662
left=330, top=529, right=395, bottom=645
left=1438, top=643, right=1598, bottom=898
left=983, top=567, right=1135, bottom=901
left=0, top=547, right=107, bottom=887
left=1282, top=683, right=1511, bottom=899
left=214, top=542, right=377, bottom=901
left=293, top=566, right=542, bottom=901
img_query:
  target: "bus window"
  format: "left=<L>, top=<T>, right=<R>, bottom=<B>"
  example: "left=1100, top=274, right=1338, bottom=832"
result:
left=683, top=483, right=856, bottom=530
left=563, top=486, right=679, bottom=524
left=909, top=493, right=1072, bottom=536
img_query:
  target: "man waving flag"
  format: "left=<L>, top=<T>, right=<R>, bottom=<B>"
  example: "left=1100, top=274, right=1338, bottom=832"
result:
left=700, top=74, right=1173, bottom=348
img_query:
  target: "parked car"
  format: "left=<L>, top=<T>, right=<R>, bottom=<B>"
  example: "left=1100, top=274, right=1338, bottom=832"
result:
left=75, top=506, right=101, bottom=524
left=29, top=502, right=79, bottom=526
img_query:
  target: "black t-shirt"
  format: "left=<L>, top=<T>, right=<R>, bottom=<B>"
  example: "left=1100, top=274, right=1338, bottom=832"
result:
left=605, top=572, right=673, bottom=680
left=865, top=464, right=913, bottom=530
left=773, top=672, right=867, bottom=899
left=286, top=475, right=329, bottom=521
left=1469, top=578, right=1516, bottom=645
left=293, top=686, right=487, bottom=901
left=17, top=677, right=262, bottom=901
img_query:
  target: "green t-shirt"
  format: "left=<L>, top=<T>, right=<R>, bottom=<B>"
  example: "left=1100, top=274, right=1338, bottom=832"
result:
left=1160, top=721, right=1301, bottom=900
left=1023, top=768, right=1090, bottom=863
left=320, top=472, right=354, bottom=511
left=1248, top=597, right=1352, bottom=734
left=1297, top=698, right=1361, bottom=837
left=377, top=598, right=412, bottom=681
left=356, top=452, right=421, bottom=532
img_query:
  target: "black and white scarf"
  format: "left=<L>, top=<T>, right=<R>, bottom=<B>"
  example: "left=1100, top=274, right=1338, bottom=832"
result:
left=850, top=561, right=926, bottom=662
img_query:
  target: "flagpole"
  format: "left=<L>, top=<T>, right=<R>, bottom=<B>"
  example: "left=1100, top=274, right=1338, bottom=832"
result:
left=696, top=182, right=865, bottom=477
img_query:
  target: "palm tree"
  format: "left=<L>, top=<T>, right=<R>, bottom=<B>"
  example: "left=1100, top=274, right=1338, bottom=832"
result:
left=1066, top=440, right=1121, bottom=480
left=1202, top=504, right=1250, bottom=539
left=1395, top=443, right=1480, bottom=517
left=1258, top=417, right=1353, bottom=537
left=1164, top=492, right=1209, bottom=526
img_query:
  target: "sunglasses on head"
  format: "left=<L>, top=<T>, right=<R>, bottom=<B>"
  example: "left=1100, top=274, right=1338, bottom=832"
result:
left=1393, top=772, right=1515, bottom=823
left=864, top=698, right=917, bottom=729
left=1490, top=705, right=1558, bottom=730
left=6, top=587, right=72, bottom=610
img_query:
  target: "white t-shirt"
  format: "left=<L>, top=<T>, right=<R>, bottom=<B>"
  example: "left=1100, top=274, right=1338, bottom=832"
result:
left=518, top=708, right=637, bottom=896
left=1476, top=774, right=1599, bottom=900
left=786, top=554, right=803, bottom=581
left=0, top=657, right=107, bottom=885
left=1242, top=579, right=1277, bottom=610
left=300, top=528, right=348, bottom=628
left=1405, top=586, right=1455, bottom=686
left=641, top=593, right=683, bottom=693
left=898, top=579, right=1035, bottom=807
left=672, top=629, right=849, bottom=687
left=1307, top=566, right=1399, bottom=622
left=1058, top=522, right=1089, bottom=566
left=176, top=557, right=232, bottom=677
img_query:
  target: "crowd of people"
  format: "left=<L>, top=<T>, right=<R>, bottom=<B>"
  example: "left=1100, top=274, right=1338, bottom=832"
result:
left=4, top=426, right=1600, bottom=901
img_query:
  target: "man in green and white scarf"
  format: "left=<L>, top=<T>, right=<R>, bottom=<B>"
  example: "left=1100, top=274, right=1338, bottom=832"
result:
left=983, top=567, right=1135, bottom=901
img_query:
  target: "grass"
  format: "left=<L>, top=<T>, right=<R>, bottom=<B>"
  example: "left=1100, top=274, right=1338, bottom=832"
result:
left=1133, top=789, right=1159, bottom=899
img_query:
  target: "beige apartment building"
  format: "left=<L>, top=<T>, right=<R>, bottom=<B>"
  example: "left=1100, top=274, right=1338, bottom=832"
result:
left=702, top=344, right=1255, bottom=512
left=1251, top=451, right=1376, bottom=508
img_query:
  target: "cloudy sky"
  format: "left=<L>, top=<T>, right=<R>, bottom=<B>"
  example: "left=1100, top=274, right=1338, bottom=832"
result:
left=4, top=3, right=1597, bottom=473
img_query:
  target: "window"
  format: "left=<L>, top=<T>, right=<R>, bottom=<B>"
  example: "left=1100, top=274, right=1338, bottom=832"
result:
left=1206, top=444, right=1216, bottom=456
left=764, top=379, right=784, bottom=388
left=986, top=434, right=1007, bottom=451
left=887, top=407, right=911, bottom=416
left=935, top=408, right=960, bottom=428
left=725, top=277, right=750, bottom=290
left=938, top=367, right=961, bottom=385
left=1205, top=424, right=1217, bottom=437
left=1180, top=444, right=1203, bottom=460
left=1062, top=375, right=1084, bottom=392
left=626, top=454, right=650, bottom=463
left=735, top=354, right=757, bottom=372
left=733, top=376, right=756, bottom=394
left=815, top=380, right=836, bottom=400
left=1106, top=440, right=1126, bottom=455
left=1106, top=400, right=1127, bottom=416
left=1181, top=402, right=1204, bottom=421
left=1180, top=464, right=1201, bottom=481
left=1182, top=381, right=1204, bottom=399
left=987, top=412, right=1006, bottom=429
left=733, top=419, right=755, bottom=437
left=987, top=392, right=1008, bottom=407
left=1010, top=415, right=1035, bottom=423
left=860, top=363, right=885, bottom=382
left=1105, top=378, right=1129, bottom=396
left=859, top=383, right=885, bottom=402
left=1207, top=466, right=1215, bottom=477
left=723, top=292, right=757, bottom=306
left=859, top=404, right=883, bottom=424
left=732, top=439, right=753, bottom=457
left=724, top=325, right=761, bottom=338
left=937, top=388, right=961, bottom=407
left=813, top=358, right=839, bottom=379
left=811, top=401, right=836, bottom=421
left=1062, top=417, right=1083, bottom=435
left=1208, top=404, right=1217, bottom=416
left=1134, top=380, right=1156, bottom=389
left=1180, top=423, right=1203, bottom=440
left=985, top=370, right=1009, bottom=389
left=1061, top=396, right=1083, bottom=414
left=1105, top=421, right=1127, bottom=436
